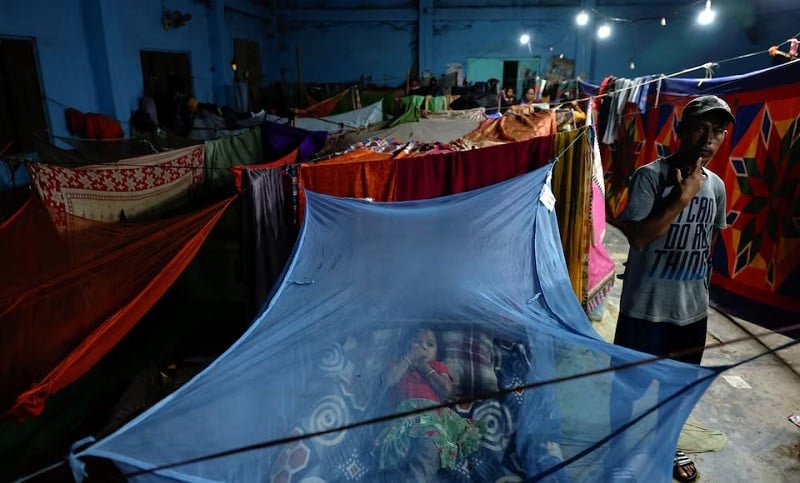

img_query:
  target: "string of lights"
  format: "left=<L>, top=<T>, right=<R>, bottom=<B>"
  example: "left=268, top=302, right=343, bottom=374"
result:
left=575, top=0, right=719, bottom=40
left=516, top=1, right=723, bottom=67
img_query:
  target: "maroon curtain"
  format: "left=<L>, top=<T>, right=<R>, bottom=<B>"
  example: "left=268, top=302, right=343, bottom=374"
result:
left=395, top=134, right=556, bottom=201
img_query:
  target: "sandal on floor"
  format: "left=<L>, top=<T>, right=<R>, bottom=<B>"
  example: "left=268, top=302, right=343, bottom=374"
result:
left=673, top=450, right=698, bottom=482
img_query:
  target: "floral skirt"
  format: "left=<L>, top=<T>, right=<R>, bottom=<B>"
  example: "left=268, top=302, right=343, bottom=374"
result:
left=374, top=398, right=486, bottom=471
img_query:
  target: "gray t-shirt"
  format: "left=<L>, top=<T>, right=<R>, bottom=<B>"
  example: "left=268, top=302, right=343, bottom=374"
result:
left=619, top=158, right=727, bottom=325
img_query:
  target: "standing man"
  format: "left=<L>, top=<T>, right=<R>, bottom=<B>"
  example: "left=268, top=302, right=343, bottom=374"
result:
left=613, top=95, right=734, bottom=482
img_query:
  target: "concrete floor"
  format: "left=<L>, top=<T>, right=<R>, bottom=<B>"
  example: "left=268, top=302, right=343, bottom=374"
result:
left=595, top=224, right=800, bottom=483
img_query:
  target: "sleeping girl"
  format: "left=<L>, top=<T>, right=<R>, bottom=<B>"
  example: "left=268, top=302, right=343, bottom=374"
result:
left=373, top=327, right=485, bottom=482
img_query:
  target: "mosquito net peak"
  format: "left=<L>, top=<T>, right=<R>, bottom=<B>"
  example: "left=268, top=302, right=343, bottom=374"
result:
left=72, top=165, right=718, bottom=482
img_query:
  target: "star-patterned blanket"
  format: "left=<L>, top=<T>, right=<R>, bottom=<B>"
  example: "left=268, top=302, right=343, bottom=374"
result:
left=594, top=61, right=800, bottom=316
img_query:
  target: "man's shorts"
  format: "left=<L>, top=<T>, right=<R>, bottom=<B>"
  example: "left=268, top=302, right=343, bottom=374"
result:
left=613, top=314, right=708, bottom=364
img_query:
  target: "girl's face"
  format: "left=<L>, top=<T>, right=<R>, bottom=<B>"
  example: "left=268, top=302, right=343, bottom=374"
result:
left=413, top=329, right=438, bottom=362
left=525, top=88, right=536, bottom=102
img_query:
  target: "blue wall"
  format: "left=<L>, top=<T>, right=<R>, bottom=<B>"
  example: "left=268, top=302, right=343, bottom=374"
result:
left=226, top=6, right=278, bottom=85
left=98, top=0, right=215, bottom=125
left=0, top=0, right=276, bottom=141
left=2, top=0, right=99, bottom=143
left=0, top=0, right=797, bottom=142
left=272, top=1, right=798, bottom=85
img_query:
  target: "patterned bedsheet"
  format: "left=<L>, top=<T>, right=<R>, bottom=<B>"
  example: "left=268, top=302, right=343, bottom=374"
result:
left=269, top=328, right=567, bottom=482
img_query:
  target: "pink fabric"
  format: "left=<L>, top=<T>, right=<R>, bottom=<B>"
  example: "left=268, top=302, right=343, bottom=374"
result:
left=587, top=182, right=615, bottom=307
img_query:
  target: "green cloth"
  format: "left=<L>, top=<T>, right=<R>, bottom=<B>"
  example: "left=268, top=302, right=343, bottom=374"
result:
left=389, top=96, right=425, bottom=127
left=426, top=96, right=447, bottom=112
left=677, top=415, right=728, bottom=453
left=373, top=398, right=485, bottom=470
left=203, top=126, right=262, bottom=191
left=361, top=90, right=399, bottom=118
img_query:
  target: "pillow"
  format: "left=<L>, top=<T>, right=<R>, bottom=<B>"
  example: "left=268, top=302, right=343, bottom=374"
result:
left=438, top=328, right=498, bottom=398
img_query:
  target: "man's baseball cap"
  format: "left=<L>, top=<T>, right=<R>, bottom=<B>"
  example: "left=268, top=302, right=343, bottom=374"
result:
left=681, top=95, right=736, bottom=124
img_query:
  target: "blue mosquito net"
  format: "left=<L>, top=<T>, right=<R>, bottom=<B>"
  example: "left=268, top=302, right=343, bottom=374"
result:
left=71, top=164, right=719, bottom=482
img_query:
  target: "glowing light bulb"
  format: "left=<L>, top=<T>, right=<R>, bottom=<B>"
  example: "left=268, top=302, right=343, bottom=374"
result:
left=597, top=24, right=611, bottom=39
left=661, top=17, right=666, bottom=26
left=630, top=60, right=636, bottom=70
left=576, top=11, right=589, bottom=26
left=520, top=33, right=530, bottom=45
left=697, top=0, right=715, bottom=25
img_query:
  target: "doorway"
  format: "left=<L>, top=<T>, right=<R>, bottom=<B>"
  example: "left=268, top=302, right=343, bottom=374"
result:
left=0, top=37, right=49, bottom=154
left=502, top=60, right=519, bottom=95
left=232, top=39, right=263, bottom=112
left=140, top=50, right=192, bottom=134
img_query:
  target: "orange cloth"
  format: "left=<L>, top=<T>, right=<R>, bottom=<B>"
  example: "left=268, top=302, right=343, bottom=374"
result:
left=297, top=148, right=396, bottom=223
left=1, top=196, right=235, bottom=420
left=463, top=107, right=556, bottom=147
left=296, top=90, right=351, bottom=118
left=230, top=148, right=298, bottom=192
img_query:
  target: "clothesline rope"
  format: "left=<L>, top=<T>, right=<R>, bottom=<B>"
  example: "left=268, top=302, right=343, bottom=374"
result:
left=570, top=32, right=800, bottom=108
left=43, top=34, right=800, bottom=167
left=37, top=123, right=583, bottom=172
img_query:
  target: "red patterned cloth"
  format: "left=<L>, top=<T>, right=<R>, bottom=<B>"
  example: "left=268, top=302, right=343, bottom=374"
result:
left=28, top=145, right=205, bottom=226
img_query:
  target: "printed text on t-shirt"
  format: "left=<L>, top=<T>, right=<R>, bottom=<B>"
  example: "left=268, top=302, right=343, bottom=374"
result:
left=647, top=195, right=715, bottom=280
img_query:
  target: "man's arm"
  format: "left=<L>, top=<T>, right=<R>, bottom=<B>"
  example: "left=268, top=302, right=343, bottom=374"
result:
left=622, top=157, right=705, bottom=250
left=620, top=195, right=688, bottom=250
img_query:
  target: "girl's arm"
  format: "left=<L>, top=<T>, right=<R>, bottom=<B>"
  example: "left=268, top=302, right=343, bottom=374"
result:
left=385, top=356, right=414, bottom=388
left=425, top=364, right=453, bottom=400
